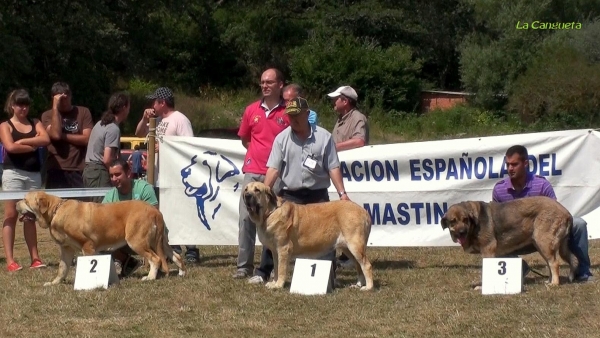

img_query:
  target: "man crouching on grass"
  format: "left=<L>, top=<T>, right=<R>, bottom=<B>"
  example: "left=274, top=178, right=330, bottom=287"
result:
left=101, top=158, right=159, bottom=278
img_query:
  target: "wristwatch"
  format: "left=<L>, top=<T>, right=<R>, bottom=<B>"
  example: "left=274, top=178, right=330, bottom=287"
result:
left=338, top=191, right=347, bottom=197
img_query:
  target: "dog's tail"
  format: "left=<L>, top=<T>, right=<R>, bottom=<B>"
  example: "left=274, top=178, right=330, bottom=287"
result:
left=154, top=211, right=170, bottom=274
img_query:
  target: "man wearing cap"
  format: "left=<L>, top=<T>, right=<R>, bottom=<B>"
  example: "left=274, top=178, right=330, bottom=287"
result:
left=247, top=97, right=350, bottom=289
left=282, top=83, right=318, bottom=126
left=327, top=85, right=369, bottom=151
left=233, top=68, right=290, bottom=279
left=134, top=86, right=200, bottom=264
left=327, top=85, right=369, bottom=267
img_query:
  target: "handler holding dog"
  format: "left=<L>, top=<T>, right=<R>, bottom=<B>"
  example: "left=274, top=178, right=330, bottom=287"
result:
left=247, top=97, right=349, bottom=289
left=493, top=145, right=593, bottom=282
left=102, top=158, right=158, bottom=278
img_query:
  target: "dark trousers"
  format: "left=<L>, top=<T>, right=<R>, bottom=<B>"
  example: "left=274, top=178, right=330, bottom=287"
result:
left=45, top=169, right=84, bottom=189
left=254, top=188, right=336, bottom=287
left=83, top=162, right=111, bottom=203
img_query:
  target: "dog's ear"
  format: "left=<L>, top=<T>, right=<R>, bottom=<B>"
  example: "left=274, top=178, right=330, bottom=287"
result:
left=266, top=186, right=278, bottom=209
left=35, top=193, right=50, bottom=215
left=440, top=215, right=449, bottom=230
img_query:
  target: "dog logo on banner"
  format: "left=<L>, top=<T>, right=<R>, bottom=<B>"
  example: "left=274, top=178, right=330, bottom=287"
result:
left=180, top=151, right=241, bottom=230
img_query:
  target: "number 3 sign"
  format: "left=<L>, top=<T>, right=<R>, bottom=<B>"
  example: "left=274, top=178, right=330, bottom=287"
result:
left=74, top=255, right=120, bottom=291
left=290, top=258, right=333, bottom=295
left=481, top=257, right=523, bottom=295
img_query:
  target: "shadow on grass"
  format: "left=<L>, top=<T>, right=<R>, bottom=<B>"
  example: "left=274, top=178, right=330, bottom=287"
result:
left=196, top=254, right=238, bottom=268
left=371, top=259, right=416, bottom=270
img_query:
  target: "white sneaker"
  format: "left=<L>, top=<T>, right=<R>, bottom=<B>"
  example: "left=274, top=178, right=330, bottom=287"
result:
left=247, top=275, right=266, bottom=284
left=113, top=260, right=123, bottom=276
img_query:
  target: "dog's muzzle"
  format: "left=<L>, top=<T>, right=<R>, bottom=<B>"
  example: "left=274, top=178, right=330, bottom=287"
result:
left=16, top=201, right=36, bottom=222
left=452, top=229, right=468, bottom=246
left=243, top=192, right=260, bottom=215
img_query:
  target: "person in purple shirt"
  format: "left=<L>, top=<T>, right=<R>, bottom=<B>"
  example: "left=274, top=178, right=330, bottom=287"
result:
left=492, top=145, right=593, bottom=282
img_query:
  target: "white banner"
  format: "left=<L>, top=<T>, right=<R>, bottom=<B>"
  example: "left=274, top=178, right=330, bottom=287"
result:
left=159, top=129, right=600, bottom=247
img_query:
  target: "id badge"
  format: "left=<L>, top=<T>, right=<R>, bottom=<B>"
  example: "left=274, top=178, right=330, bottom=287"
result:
left=303, top=155, right=317, bottom=169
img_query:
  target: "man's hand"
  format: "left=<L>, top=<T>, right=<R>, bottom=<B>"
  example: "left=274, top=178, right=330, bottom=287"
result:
left=52, top=94, right=66, bottom=111
left=340, top=193, right=350, bottom=201
left=143, top=109, right=156, bottom=121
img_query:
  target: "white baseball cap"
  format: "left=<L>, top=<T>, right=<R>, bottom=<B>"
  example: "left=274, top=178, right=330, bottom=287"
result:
left=327, top=86, right=358, bottom=100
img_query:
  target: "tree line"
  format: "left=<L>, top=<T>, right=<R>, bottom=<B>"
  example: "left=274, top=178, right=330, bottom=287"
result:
left=2, top=0, right=599, bottom=127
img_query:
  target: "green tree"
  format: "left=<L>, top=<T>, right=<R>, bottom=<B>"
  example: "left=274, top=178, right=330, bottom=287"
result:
left=289, top=27, right=422, bottom=111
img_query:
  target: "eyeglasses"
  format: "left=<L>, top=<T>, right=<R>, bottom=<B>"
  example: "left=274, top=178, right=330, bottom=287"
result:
left=260, top=80, right=277, bottom=86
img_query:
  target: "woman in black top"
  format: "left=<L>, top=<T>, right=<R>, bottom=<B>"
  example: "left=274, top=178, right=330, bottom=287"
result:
left=0, top=89, right=51, bottom=272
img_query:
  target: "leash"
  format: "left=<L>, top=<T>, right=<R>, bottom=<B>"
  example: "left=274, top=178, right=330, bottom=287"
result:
left=529, top=267, right=548, bottom=278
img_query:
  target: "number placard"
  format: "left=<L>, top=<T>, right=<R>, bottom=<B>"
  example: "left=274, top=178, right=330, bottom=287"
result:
left=481, top=258, right=523, bottom=295
left=290, top=258, right=332, bottom=295
left=74, top=255, right=120, bottom=291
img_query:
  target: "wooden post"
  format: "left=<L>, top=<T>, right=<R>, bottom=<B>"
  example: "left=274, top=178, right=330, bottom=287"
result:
left=147, top=117, right=157, bottom=186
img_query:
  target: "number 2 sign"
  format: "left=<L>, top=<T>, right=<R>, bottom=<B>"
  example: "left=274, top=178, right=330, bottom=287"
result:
left=74, top=255, right=120, bottom=291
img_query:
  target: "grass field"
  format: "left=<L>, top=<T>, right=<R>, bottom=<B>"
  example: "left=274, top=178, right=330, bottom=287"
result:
left=0, top=212, right=599, bottom=338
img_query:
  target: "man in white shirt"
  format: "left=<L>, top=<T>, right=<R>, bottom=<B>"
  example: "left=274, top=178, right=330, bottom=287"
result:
left=135, top=87, right=199, bottom=264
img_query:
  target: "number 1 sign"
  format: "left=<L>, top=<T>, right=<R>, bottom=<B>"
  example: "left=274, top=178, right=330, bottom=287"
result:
left=74, top=255, right=120, bottom=291
left=290, top=258, right=333, bottom=295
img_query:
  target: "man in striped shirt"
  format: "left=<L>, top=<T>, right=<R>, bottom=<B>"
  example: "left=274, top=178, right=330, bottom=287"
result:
left=492, top=145, right=593, bottom=282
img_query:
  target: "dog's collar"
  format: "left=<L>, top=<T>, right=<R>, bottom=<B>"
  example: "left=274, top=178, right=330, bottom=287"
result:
left=52, top=200, right=67, bottom=216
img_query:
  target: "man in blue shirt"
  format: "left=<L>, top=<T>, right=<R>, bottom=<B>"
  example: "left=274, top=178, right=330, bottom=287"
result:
left=127, top=145, right=146, bottom=179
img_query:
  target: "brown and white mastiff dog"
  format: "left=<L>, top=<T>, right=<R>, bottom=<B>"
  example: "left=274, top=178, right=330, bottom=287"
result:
left=16, top=191, right=186, bottom=286
left=441, top=196, right=577, bottom=285
left=243, top=181, right=374, bottom=291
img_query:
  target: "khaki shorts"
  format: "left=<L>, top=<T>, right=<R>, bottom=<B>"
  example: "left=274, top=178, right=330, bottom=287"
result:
left=2, top=168, right=42, bottom=191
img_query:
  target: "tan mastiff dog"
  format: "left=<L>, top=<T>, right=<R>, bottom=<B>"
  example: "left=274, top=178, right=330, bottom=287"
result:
left=16, top=191, right=186, bottom=286
left=243, top=181, right=374, bottom=291
left=441, top=196, right=577, bottom=285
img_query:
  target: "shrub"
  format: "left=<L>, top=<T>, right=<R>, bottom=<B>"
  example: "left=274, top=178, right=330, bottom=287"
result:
left=288, top=29, right=422, bottom=112
left=507, top=45, right=600, bottom=127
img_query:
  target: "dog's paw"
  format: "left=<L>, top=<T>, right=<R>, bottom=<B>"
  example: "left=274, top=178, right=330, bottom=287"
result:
left=265, top=281, right=283, bottom=289
left=43, top=282, right=53, bottom=287
left=178, top=270, right=186, bottom=277
left=543, top=280, right=559, bottom=287
left=473, top=285, right=482, bottom=291
left=360, top=286, right=372, bottom=291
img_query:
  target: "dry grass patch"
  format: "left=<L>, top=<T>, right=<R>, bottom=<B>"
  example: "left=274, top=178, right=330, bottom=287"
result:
left=0, top=224, right=598, bottom=337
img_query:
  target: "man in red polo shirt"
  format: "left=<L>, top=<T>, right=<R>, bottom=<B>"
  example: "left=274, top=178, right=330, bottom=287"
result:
left=232, top=68, right=290, bottom=279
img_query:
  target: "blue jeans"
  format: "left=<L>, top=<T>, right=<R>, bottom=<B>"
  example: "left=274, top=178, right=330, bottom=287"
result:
left=570, top=217, right=592, bottom=277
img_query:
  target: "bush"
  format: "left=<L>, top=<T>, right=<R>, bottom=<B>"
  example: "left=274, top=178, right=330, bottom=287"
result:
left=288, top=29, right=422, bottom=112
left=507, top=44, right=600, bottom=127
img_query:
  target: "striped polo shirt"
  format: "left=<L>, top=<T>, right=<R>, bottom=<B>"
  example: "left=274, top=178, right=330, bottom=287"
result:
left=492, top=174, right=557, bottom=202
